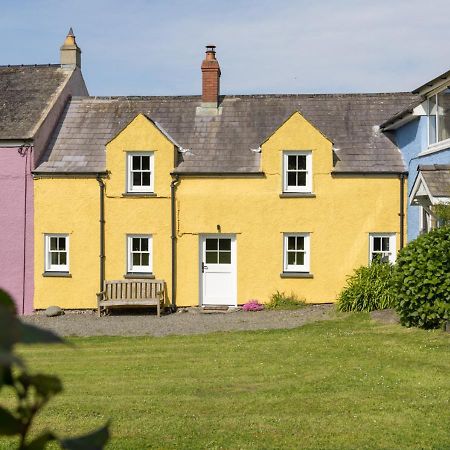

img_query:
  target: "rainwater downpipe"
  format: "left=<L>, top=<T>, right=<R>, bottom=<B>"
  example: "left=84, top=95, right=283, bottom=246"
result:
left=97, top=176, right=105, bottom=292
left=19, top=144, right=33, bottom=315
left=170, top=174, right=180, bottom=311
left=399, top=173, right=406, bottom=249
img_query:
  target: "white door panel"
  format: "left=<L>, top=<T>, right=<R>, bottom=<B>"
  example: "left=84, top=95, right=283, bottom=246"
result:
left=200, top=235, right=236, bottom=306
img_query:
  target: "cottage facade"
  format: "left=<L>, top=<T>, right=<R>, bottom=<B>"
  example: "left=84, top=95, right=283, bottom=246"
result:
left=33, top=47, right=418, bottom=310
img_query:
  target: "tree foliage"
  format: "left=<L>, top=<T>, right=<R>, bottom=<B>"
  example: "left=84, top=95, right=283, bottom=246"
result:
left=0, top=289, right=109, bottom=449
left=394, top=226, right=450, bottom=329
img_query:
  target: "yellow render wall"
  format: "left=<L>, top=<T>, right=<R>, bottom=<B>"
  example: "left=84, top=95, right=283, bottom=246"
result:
left=103, top=114, right=174, bottom=302
left=34, top=177, right=99, bottom=309
left=175, top=113, right=401, bottom=305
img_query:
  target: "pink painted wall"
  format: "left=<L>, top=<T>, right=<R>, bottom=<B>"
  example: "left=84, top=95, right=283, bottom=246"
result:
left=0, top=147, right=34, bottom=314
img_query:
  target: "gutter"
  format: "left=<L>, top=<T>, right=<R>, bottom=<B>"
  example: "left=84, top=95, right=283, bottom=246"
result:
left=170, top=174, right=180, bottom=311
left=96, top=176, right=106, bottom=293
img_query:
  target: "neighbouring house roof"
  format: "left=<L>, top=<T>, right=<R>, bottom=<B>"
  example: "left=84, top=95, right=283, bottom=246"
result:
left=0, top=64, right=74, bottom=140
left=410, top=164, right=450, bottom=205
left=36, top=92, right=419, bottom=174
left=379, top=96, right=425, bottom=130
left=412, top=69, right=450, bottom=95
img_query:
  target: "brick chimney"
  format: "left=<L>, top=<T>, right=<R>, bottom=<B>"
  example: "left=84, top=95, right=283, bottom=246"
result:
left=60, top=28, right=81, bottom=68
left=201, top=45, right=221, bottom=108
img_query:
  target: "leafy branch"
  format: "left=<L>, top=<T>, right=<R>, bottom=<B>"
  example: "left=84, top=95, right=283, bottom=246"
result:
left=0, top=289, right=109, bottom=449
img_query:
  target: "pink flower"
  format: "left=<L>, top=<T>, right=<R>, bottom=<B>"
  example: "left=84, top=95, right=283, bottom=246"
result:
left=242, top=299, right=264, bottom=311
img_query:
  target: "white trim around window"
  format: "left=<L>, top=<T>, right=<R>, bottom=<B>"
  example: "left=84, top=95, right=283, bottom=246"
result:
left=127, top=234, right=153, bottom=274
left=45, top=234, right=69, bottom=272
left=283, top=233, right=310, bottom=272
left=126, top=152, right=154, bottom=193
left=369, top=233, right=396, bottom=264
left=283, top=151, right=312, bottom=193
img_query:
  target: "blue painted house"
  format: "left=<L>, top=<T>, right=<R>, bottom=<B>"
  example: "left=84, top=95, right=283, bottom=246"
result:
left=381, top=70, right=450, bottom=242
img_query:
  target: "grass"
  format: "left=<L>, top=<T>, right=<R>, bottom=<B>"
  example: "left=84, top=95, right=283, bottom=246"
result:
left=1, top=314, right=450, bottom=449
left=266, top=290, right=306, bottom=310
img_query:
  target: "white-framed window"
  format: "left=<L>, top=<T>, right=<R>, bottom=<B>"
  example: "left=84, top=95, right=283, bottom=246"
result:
left=127, top=235, right=152, bottom=273
left=428, top=88, right=450, bottom=146
left=45, top=234, right=69, bottom=272
left=419, top=206, right=432, bottom=234
left=283, top=233, right=310, bottom=272
left=369, top=233, right=396, bottom=264
left=127, top=152, right=154, bottom=193
left=283, top=151, right=312, bottom=193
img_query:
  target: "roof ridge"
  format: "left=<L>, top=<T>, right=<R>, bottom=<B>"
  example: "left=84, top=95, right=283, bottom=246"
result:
left=70, top=92, right=417, bottom=102
left=0, top=64, right=61, bottom=68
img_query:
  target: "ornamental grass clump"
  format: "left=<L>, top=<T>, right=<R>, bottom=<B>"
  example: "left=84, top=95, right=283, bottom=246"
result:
left=394, top=226, right=450, bottom=329
left=337, top=261, right=396, bottom=312
left=266, top=291, right=306, bottom=310
left=242, top=299, right=264, bottom=311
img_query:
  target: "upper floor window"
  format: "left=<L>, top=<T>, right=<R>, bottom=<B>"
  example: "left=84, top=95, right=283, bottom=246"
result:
left=428, top=88, right=450, bottom=146
left=283, top=151, right=312, bottom=193
left=45, top=234, right=69, bottom=272
left=127, top=152, right=154, bottom=193
left=369, top=233, right=396, bottom=264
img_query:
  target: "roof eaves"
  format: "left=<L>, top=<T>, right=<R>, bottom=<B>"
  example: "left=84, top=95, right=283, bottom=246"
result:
left=412, top=69, right=450, bottom=95
left=380, top=96, right=425, bottom=130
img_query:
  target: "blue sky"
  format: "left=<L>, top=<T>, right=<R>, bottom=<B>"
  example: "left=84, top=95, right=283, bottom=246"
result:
left=1, top=0, right=449, bottom=96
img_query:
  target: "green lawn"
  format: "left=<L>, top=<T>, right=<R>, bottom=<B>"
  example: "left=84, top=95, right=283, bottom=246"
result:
left=1, top=314, right=450, bottom=449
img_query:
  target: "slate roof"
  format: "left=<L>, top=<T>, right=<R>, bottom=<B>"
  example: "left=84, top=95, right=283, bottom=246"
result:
left=0, top=65, right=73, bottom=140
left=36, top=92, right=419, bottom=174
left=419, top=164, right=450, bottom=197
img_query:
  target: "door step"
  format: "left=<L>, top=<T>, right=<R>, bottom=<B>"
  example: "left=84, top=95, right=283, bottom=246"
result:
left=202, top=305, right=230, bottom=313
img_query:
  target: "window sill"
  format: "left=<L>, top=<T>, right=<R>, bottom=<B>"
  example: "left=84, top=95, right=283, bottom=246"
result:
left=122, top=192, right=157, bottom=198
left=419, top=138, right=450, bottom=156
left=124, top=273, right=155, bottom=279
left=279, top=193, right=316, bottom=198
left=43, top=272, right=72, bottom=278
left=280, top=272, right=313, bottom=279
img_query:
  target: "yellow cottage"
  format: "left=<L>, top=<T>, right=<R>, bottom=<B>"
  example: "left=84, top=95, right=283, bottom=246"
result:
left=33, top=47, right=417, bottom=310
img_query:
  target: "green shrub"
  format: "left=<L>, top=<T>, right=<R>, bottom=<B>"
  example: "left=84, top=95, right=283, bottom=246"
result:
left=394, top=226, right=450, bottom=329
left=337, top=261, right=396, bottom=312
left=266, top=291, right=306, bottom=310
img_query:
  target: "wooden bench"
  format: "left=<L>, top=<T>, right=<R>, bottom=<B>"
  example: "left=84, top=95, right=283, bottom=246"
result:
left=96, top=279, right=165, bottom=317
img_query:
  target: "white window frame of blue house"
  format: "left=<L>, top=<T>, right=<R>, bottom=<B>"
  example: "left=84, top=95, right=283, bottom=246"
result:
left=369, top=233, right=396, bottom=264
left=126, top=152, right=154, bottom=193
left=45, top=234, right=69, bottom=272
left=427, top=87, right=450, bottom=149
left=282, top=151, right=312, bottom=193
left=283, top=233, right=310, bottom=273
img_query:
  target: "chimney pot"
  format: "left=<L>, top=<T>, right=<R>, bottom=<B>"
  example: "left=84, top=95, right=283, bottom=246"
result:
left=201, top=45, right=221, bottom=107
left=60, top=27, right=81, bottom=69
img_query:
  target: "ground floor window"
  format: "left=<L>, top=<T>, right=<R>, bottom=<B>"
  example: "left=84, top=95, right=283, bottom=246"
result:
left=369, top=233, right=396, bottom=264
left=45, top=234, right=69, bottom=272
left=127, top=235, right=152, bottom=273
left=283, top=233, right=310, bottom=272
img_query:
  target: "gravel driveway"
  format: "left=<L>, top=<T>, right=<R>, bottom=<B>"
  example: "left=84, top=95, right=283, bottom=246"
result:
left=21, top=304, right=335, bottom=337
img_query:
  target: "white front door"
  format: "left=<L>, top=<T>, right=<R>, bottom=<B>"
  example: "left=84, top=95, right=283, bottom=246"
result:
left=200, top=235, right=237, bottom=306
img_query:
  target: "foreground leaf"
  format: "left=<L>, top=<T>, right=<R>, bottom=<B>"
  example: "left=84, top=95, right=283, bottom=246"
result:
left=19, top=323, right=65, bottom=346
left=24, top=431, right=55, bottom=450
left=0, top=407, right=22, bottom=435
left=59, top=423, right=110, bottom=450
